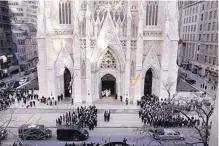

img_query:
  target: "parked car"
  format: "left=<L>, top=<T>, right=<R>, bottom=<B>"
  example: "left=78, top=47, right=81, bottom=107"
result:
left=187, top=79, right=196, bottom=84
left=57, top=125, right=89, bottom=141
left=153, top=128, right=184, bottom=141
left=18, top=124, right=52, bottom=140
left=0, top=127, right=8, bottom=140
left=24, top=70, right=31, bottom=75
left=8, top=80, right=20, bottom=89
left=19, top=77, right=30, bottom=85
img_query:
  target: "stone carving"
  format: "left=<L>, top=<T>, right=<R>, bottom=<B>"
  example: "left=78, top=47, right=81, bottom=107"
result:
left=54, top=29, right=73, bottom=35
left=95, top=12, right=125, bottom=65
left=143, top=31, right=162, bottom=37
left=101, top=73, right=116, bottom=81
left=55, top=42, right=74, bottom=76
left=120, top=40, right=126, bottom=47
left=142, top=48, right=160, bottom=77
left=144, top=40, right=161, bottom=53
left=101, top=50, right=116, bottom=69
left=90, top=39, right=96, bottom=48
left=131, top=40, right=137, bottom=47
left=80, top=39, right=86, bottom=49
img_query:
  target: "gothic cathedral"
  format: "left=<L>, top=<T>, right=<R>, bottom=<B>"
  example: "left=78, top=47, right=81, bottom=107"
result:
left=37, top=0, right=179, bottom=103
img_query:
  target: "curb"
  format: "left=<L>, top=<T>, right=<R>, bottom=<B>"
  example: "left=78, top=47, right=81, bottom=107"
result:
left=6, top=126, right=142, bottom=128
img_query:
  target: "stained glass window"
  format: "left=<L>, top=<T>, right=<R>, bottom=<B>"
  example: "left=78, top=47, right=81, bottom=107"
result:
left=101, top=51, right=116, bottom=68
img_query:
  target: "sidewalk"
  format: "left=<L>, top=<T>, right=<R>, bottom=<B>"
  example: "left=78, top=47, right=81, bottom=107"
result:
left=179, top=68, right=217, bottom=98
left=9, top=100, right=140, bottom=110
left=0, top=111, right=143, bottom=128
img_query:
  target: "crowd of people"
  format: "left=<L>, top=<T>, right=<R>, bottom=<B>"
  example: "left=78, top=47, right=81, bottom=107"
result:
left=64, top=142, right=101, bottom=146
left=0, top=87, right=39, bottom=111
left=56, top=106, right=98, bottom=130
left=5, top=142, right=31, bottom=146
left=0, top=89, right=16, bottom=111
left=138, top=94, right=201, bottom=128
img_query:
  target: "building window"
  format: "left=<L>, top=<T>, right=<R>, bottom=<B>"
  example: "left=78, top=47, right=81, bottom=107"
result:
left=216, top=34, right=218, bottom=41
left=101, top=50, right=116, bottom=68
left=59, top=1, right=72, bottom=24
left=201, top=14, right=203, bottom=21
left=205, top=12, right=208, bottom=20
left=196, top=54, right=199, bottom=61
left=194, top=25, right=196, bottom=31
left=189, top=17, right=191, bottom=23
left=195, top=15, right=197, bottom=22
left=200, top=24, right=202, bottom=31
left=209, top=11, right=212, bottom=20
left=202, top=4, right=204, bottom=10
left=211, top=34, right=214, bottom=41
left=214, top=10, right=217, bottom=19
left=145, top=1, right=159, bottom=26
left=207, top=34, right=209, bottom=41
left=191, top=25, right=193, bottom=32
left=212, top=22, right=216, bottom=30
left=213, top=57, right=216, bottom=65
left=199, top=34, right=201, bottom=41
left=196, top=6, right=198, bottom=13
left=204, top=55, right=207, bottom=63
left=193, top=34, right=195, bottom=40
left=208, top=23, right=211, bottom=30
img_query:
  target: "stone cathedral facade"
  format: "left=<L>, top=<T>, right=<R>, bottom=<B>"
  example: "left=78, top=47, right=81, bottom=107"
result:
left=37, top=0, right=179, bottom=103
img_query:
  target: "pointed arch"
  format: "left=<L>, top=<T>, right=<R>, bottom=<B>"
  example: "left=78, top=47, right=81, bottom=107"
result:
left=96, top=46, right=121, bottom=71
left=144, top=68, right=153, bottom=95
left=54, top=45, right=74, bottom=76
left=142, top=48, right=160, bottom=79
left=92, top=12, right=125, bottom=71
left=100, top=50, right=116, bottom=69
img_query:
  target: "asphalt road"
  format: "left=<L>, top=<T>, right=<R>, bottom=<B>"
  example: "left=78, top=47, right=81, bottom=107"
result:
left=2, top=128, right=203, bottom=146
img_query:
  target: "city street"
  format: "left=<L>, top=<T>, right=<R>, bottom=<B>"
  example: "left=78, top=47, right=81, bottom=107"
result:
left=179, top=67, right=217, bottom=98
left=2, top=127, right=203, bottom=146
left=0, top=71, right=36, bottom=89
left=0, top=106, right=202, bottom=146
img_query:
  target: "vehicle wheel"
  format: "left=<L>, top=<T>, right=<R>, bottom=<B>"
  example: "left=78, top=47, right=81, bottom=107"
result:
left=180, top=137, right=184, bottom=140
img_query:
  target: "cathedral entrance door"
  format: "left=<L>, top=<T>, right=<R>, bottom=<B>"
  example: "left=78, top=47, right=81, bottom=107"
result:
left=64, top=68, right=71, bottom=98
left=101, top=74, right=116, bottom=98
left=144, top=69, right=153, bottom=95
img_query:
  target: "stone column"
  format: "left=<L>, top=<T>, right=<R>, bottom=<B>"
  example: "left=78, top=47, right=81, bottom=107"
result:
left=125, top=0, right=132, bottom=102
left=85, top=3, right=92, bottom=103
left=159, top=1, right=179, bottom=99
left=72, top=4, right=82, bottom=103
left=134, top=2, right=144, bottom=102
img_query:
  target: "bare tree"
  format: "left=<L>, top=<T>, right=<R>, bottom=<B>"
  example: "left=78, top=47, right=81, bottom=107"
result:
left=175, top=95, right=215, bottom=146
left=162, top=80, right=178, bottom=104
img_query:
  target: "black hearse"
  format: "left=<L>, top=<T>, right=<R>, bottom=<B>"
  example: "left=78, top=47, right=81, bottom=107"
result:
left=57, top=125, right=89, bottom=141
left=18, top=124, right=52, bottom=140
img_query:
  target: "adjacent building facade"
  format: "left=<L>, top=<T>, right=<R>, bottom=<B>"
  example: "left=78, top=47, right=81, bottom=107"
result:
left=9, top=0, right=38, bottom=71
left=178, top=1, right=218, bottom=85
left=37, top=0, right=179, bottom=103
left=8, top=0, right=38, bottom=28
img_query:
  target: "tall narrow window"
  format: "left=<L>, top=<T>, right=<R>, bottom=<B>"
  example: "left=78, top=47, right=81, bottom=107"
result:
left=59, top=0, right=72, bottom=24
left=146, top=1, right=158, bottom=26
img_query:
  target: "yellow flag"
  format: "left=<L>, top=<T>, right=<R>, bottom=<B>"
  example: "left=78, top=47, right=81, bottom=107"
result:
left=135, top=74, right=140, bottom=82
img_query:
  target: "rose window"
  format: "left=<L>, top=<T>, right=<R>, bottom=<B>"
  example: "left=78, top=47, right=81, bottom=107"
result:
left=101, top=51, right=116, bottom=68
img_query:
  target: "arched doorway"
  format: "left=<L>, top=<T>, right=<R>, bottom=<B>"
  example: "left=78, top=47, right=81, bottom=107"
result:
left=144, top=69, right=153, bottom=95
left=64, top=68, right=71, bottom=98
left=101, top=74, right=116, bottom=98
